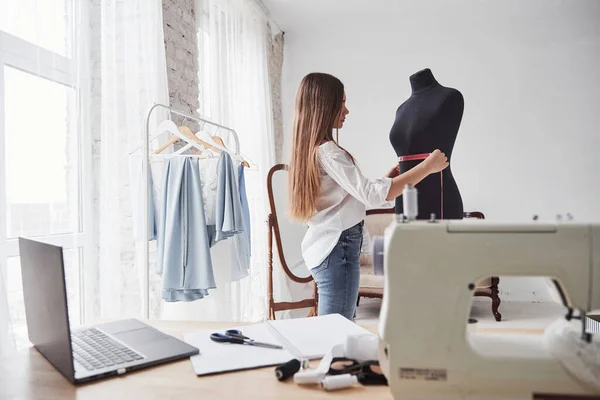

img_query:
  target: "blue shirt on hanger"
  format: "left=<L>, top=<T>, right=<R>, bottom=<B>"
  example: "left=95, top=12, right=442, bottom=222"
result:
left=156, top=157, right=216, bottom=302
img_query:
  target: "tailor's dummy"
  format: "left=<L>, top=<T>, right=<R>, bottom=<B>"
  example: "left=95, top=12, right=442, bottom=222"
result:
left=389, top=68, right=464, bottom=219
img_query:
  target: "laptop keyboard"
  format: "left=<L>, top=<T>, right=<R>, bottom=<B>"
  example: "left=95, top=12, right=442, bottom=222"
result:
left=71, top=328, right=144, bottom=371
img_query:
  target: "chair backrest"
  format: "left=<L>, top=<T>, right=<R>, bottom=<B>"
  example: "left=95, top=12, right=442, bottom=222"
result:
left=464, top=211, right=485, bottom=219
left=365, top=208, right=395, bottom=238
left=266, top=164, right=312, bottom=283
left=266, top=164, right=317, bottom=319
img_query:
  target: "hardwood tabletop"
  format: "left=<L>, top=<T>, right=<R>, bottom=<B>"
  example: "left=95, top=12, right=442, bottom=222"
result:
left=0, top=320, right=393, bottom=400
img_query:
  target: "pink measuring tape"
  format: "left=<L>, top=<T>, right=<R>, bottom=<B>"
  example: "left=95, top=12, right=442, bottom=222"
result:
left=397, top=153, right=444, bottom=219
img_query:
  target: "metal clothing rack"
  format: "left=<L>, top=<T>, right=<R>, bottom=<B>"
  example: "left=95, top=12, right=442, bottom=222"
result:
left=137, top=103, right=241, bottom=319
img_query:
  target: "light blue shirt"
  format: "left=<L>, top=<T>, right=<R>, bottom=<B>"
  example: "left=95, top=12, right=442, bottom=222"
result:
left=147, top=152, right=252, bottom=302
left=231, top=163, right=251, bottom=281
left=214, top=152, right=245, bottom=242
left=213, top=153, right=250, bottom=282
left=156, top=157, right=216, bottom=302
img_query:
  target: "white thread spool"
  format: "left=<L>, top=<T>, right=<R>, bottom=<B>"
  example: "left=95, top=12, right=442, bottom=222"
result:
left=294, top=370, right=325, bottom=385
left=321, top=374, right=358, bottom=391
left=345, top=334, right=379, bottom=362
left=403, top=184, right=418, bottom=220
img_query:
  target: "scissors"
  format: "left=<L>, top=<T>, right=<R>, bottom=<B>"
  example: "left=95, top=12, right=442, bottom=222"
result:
left=210, top=329, right=283, bottom=350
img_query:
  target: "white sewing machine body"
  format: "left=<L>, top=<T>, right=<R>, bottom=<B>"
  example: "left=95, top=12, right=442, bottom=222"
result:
left=378, top=219, right=600, bottom=399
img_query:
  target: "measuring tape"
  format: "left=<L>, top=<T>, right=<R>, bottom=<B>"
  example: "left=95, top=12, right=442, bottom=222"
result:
left=397, top=153, right=444, bottom=219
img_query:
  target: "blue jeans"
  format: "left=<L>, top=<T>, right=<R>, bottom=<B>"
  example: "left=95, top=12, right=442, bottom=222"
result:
left=311, top=221, right=363, bottom=320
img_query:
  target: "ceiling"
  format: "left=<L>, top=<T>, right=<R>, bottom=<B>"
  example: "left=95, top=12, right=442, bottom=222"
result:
left=262, top=0, right=450, bottom=34
left=262, top=0, right=587, bottom=36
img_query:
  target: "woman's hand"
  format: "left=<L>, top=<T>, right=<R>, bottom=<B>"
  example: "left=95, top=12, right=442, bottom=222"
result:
left=384, top=149, right=449, bottom=201
left=386, top=164, right=400, bottom=178
left=422, top=149, right=448, bottom=173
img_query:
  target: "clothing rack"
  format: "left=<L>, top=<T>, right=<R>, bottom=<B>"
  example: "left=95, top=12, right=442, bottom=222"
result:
left=138, top=103, right=241, bottom=319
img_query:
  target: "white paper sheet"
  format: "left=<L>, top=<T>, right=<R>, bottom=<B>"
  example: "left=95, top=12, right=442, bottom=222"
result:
left=183, top=323, right=294, bottom=376
left=266, top=313, right=372, bottom=359
left=183, top=314, right=372, bottom=376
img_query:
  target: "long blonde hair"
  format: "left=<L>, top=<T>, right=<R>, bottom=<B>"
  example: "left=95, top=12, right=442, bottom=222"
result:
left=288, top=72, right=354, bottom=222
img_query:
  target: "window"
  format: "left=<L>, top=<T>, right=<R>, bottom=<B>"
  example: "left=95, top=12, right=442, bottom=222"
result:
left=0, top=0, right=71, bottom=57
left=0, top=1, right=90, bottom=350
left=4, top=66, right=80, bottom=239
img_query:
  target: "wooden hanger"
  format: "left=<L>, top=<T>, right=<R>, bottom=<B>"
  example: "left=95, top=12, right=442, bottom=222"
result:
left=153, top=124, right=214, bottom=155
left=192, top=130, right=250, bottom=167
left=153, top=135, right=178, bottom=154
left=151, top=121, right=250, bottom=167
left=151, top=121, right=204, bottom=154
left=178, top=126, right=217, bottom=152
left=129, top=120, right=180, bottom=155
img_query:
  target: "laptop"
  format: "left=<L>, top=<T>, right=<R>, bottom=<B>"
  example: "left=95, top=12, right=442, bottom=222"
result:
left=18, top=237, right=200, bottom=384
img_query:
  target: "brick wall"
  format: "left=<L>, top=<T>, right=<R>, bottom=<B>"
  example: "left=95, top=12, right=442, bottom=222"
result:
left=267, top=24, right=285, bottom=163
left=162, top=0, right=200, bottom=129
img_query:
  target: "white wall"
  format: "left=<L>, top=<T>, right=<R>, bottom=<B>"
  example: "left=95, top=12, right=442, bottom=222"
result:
left=270, top=0, right=600, bottom=302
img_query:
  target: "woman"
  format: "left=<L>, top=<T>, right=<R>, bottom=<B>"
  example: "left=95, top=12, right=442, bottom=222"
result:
left=288, top=72, right=448, bottom=320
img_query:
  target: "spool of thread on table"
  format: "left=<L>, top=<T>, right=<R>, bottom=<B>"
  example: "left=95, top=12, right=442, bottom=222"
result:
left=345, top=334, right=378, bottom=362
left=403, top=184, right=418, bottom=220
left=321, top=374, right=358, bottom=391
left=294, top=370, right=325, bottom=384
left=275, top=359, right=301, bottom=381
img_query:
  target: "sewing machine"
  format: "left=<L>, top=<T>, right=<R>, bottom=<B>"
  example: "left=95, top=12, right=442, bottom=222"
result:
left=376, top=218, right=600, bottom=399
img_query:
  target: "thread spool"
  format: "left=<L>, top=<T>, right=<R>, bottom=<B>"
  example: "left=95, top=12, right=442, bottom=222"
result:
left=321, top=374, right=358, bottom=391
left=294, top=370, right=325, bottom=385
left=345, top=334, right=379, bottom=362
left=403, top=184, right=418, bottom=220
left=371, top=236, right=385, bottom=276
left=275, top=359, right=301, bottom=381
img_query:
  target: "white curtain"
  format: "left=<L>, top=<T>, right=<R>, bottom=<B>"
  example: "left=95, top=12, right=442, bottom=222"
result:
left=0, top=0, right=86, bottom=357
left=161, top=0, right=288, bottom=322
left=0, top=275, right=13, bottom=359
left=97, top=0, right=169, bottom=319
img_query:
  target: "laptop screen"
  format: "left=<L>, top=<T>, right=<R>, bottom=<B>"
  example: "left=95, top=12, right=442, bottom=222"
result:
left=18, top=237, right=75, bottom=383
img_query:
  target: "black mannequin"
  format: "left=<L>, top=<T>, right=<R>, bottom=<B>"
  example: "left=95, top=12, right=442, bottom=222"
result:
left=389, top=68, right=464, bottom=219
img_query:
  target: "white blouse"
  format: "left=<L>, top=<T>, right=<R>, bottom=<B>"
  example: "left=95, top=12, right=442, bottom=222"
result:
left=301, top=141, right=395, bottom=270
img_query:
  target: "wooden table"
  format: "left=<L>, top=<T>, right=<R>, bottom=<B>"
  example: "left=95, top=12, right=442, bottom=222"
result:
left=0, top=320, right=393, bottom=400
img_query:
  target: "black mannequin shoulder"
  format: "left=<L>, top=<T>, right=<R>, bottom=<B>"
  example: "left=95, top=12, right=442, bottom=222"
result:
left=440, top=86, right=464, bottom=107
left=441, top=86, right=463, bottom=100
left=394, top=85, right=463, bottom=112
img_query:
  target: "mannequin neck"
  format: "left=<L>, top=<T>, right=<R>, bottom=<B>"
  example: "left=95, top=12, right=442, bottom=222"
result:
left=410, top=68, right=439, bottom=94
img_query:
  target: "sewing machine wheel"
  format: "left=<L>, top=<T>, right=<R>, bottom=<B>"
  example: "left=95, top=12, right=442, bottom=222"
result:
left=372, top=236, right=385, bottom=276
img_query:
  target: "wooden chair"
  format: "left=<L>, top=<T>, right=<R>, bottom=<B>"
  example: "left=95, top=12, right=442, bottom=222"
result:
left=266, top=164, right=317, bottom=320
left=465, top=211, right=502, bottom=322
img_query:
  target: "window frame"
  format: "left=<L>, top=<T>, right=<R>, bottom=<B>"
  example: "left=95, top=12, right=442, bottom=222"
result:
left=0, top=26, right=92, bottom=329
